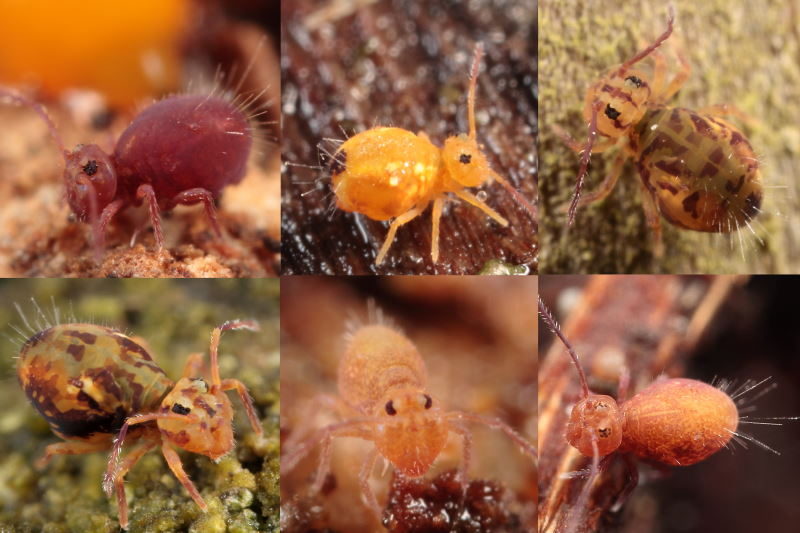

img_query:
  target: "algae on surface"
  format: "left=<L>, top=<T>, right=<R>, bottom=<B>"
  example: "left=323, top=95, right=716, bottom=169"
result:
left=0, top=280, right=280, bottom=533
left=539, top=0, right=800, bottom=273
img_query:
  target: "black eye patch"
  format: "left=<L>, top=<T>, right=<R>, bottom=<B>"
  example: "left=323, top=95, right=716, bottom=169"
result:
left=171, top=404, right=191, bottom=415
left=83, top=160, right=98, bottom=175
left=605, top=104, right=621, bottom=120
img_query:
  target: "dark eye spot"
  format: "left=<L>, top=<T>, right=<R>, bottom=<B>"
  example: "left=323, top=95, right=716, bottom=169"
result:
left=172, top=404, right=191, bottom=415
left=385, top=400, right=397, bottom=416
left=598, top=427, right=611, bottom=438
left=424, top=394, right=433, bottom=409
left=459, top=153, right=472, bottom=164
left=605, top=104, right=621, bottom=120
left=625, top=75, right=643, bottom=88
left=83, top=160, right=98, bottom=176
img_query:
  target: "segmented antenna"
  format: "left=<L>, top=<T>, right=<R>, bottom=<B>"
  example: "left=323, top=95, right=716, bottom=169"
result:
left=538, top=296, right=590, bottom=398
left=567, top=100, right=602, bottom=225
left=619, top=5, right=676, bottom=74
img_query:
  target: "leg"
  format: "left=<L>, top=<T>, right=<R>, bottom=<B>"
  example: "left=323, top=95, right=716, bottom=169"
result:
left=655, top=50, right=691, bottom=104
left=281, top=418, right=374, bottom=480
left=617, top=365, right=632, bottom=404
left=104, top=412, right=191, bottom=495
left=94, top=197, right=125, bottom=256
left=36, top=439, right=110, bottom=469
left=208, top=320, right=259, bottom=387
left=445, top=411, right=536, bottom=464
left=161, top=442, right=207, bottom=511
left=610, top=453, right=640, bottom=512
left=170, top=188, right=223, bottom=239
left=181, top=353, right=205, bottom=379
left=563, top=437, right=602, bottom=533
left=551, top=125, right=619, bottom=154
left=452, top=189, right=508, bottom=226
left=490, top=170, right=537, bottom=221
left=430, top=196, right=444, bottom=263
left=113, top=437, right=159, bottom=530
left=638, top=182, right=664, bottom=257
left=449, top=424, right=473, bottom=489
left=697, top=104, right=756, bottom=126
left=220, top=378, right=262, bottom=435
left=649, top=50, right=668, bottom=97
left=375, top=204, right=426, bottom=266
left=567, top=100, right=612, bottom=225
left=284, top=393, right=358, bottom=451
left=358, top=448, right=381, bottom=517
left=136, top=184, right=164, bottom=250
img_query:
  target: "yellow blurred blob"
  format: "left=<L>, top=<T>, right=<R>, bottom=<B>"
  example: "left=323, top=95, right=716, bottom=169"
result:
left=0, top=0, right=189, bottom=107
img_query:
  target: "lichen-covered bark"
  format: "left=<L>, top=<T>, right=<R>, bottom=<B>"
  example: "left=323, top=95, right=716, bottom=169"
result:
left=281, top=0, right=537, bottom=274
left=0, top=279, right=280, bottom=532
left=539, top=0, right=800, bottom=273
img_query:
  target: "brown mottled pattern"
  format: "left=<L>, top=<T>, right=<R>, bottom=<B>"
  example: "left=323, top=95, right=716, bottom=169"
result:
left=17, top=324, right=174, bottom=441
left=194, top=397, right=217, bottom=417
left=632, top=107, right=762, bottom=232
left=682, top=192, right=700, bottom=218
left=726, top=175, right=745, bottom=194
left=66, top=343, right=85, bottom=361
left=730, top=131, right=746, bottom=146
left=668, top=109, right=683, bottom=133
left=654, top=159, right=688, bottom=178
left=162, top=429, right=191, bottom=446
left=64, top=330, right=97, bottom=345
left=113, top=333, right=155, bottom=361
left=657, top=181, right=679, bottom=195
left=601, top=84, right=635, bottom=104
left=19, top=355, right=128, bottom=438
left=689, top=114, right=716, bottom=140
left=709, top=147, right=724, bottom=165
left=699, top=162, right=718, bottom=178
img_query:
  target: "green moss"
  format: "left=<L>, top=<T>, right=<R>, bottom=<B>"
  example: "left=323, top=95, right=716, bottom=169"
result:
left=0, top=280, right=279, bottom=532
left=539, top=0, right=800, bottom=273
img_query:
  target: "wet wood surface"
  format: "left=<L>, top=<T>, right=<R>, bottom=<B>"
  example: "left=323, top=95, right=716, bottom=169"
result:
left=281, top=0, right=537, bottom=274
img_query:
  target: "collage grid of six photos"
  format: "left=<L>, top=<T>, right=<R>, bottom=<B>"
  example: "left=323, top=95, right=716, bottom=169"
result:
left=0, top=1, right=799, bottom=532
